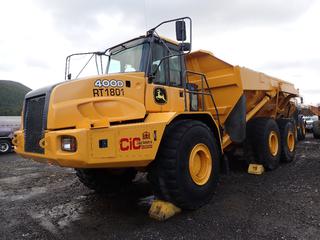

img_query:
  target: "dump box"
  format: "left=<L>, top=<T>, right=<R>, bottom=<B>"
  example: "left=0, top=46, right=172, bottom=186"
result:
left=186, top=50, right=299, bottom=148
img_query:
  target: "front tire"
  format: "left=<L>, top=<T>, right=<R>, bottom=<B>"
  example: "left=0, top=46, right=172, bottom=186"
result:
left=75, top=168, right=136, bottom=194
left=148, top=120, right=221, bottom=210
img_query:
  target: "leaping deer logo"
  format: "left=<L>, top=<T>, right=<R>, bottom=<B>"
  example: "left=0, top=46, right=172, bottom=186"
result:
left=155, top=88, right=167, bottom=103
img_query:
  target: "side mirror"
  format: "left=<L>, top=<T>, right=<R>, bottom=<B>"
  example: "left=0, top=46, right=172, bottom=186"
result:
left=300, top=97, right=304, bottom=104
left=179, top=42, right=191, bottom=52
left=176, top=21, right=186, bottom=41
left=67, top=73, right=72, bottom=80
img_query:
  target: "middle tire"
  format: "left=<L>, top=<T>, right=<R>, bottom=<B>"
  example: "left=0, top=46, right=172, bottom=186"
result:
left=247, top=118, right=281, bottom=170
left=277, top=119, right=296, bottom=162
left=148, top=120, right=221, bottom=210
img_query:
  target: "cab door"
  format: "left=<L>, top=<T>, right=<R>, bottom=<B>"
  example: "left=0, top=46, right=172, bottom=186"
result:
left=145, top=42, right=186, bottom=113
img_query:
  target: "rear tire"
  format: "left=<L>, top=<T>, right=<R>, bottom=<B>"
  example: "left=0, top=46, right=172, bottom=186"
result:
left=148, top=120, right=221, bottom=210
left=292, top=120, right=298, bottom=142
left=75, top=168, right=136, bottom=194
left=313, top=120, right=320, bottom=139
left=247, top=118, right=281, bottom=170
left=277, top=119, right=296, bottom=162
left=297, top=117, right=306, bottom=141
left=0, top=140, right=11, bottom=153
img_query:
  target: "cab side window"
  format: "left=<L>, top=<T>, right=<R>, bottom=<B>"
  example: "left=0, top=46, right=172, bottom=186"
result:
left=169, top=51, right=182, bottom=87
left=151, top=42, right=185, bottom=87
left=152, top=43, right=166, bottom=85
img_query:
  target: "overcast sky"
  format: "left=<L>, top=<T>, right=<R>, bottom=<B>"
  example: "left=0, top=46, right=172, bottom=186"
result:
left=0, top=0, right=319, bottom=104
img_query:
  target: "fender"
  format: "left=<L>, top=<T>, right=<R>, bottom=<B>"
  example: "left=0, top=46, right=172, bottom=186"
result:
left=145, top=112, right=223, bottom=154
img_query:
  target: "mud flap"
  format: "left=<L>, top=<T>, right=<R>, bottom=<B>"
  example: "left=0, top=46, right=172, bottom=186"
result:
left=225, top=95, right=246, bottom=143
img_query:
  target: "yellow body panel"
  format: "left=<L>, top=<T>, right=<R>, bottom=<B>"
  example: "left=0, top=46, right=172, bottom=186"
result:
left=15, top=115, right=166, bottom=168
left=145, top=84, right=187, bottom=112
left=186, top=50, right=244, bottom=125
left=240, top=67, right=299, bottom=95
left=186, top=50, right=298, bottom=126
left=14, top=111, right=220, bottom=168
left=47, top=72, right=146, bottom=130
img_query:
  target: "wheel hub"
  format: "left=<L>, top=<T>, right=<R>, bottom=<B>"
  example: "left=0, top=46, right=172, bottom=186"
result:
left=287, top=131, right=295, bottom=152
left=268, top=131, right=279, bottom=156
left=0, top=142, right=9, bottom=153
left=189, top=143, right=212, bottom=186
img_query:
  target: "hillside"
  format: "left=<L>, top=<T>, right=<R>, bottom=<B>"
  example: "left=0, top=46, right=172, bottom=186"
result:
left=0, top=80, right=31, bottom=116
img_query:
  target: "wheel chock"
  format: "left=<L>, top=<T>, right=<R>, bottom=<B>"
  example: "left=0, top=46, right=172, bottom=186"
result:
left=149, top=200, right=181, bottom=221
left=248, top=164, right=265, bottom=175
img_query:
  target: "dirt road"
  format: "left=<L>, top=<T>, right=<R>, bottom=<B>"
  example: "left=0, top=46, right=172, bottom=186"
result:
left=1, top=134, right=319, bottom=239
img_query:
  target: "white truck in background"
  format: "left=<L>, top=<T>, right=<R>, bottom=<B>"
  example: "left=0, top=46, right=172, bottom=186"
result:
left=0, top=117, right=20, bottom=153
left=303, top=115, right=319, bottom=131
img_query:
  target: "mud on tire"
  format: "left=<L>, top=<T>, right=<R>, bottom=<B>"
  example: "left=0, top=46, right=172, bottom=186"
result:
left=148, top=120, right=221, bottom=210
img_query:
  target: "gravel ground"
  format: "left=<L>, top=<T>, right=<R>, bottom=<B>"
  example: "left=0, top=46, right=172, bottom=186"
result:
left=0, top=134, right=319, bottom=240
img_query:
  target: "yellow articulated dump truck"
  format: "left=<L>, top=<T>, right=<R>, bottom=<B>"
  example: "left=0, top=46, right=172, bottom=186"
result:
left=14, top=17, right=300, bottom=210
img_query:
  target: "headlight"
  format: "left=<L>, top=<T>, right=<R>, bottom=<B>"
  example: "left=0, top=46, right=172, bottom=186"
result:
left=61, top=136, right=77, bottom=152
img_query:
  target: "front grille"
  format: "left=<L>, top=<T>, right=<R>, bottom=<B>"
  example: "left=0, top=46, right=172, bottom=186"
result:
left=24, top=95, right=46, bottom=154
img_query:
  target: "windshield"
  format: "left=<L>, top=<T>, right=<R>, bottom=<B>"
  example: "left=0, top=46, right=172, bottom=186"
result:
left=107, top=39, right=148, bottom=74
left=65, top=37, right=149, bottom=80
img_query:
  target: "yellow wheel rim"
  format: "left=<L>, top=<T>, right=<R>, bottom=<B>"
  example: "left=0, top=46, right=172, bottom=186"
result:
left=268, top=131, right=279, bottom=156
left=287, top=131, right=295, bottom=152
left=189, top=143, right=212, bottom=186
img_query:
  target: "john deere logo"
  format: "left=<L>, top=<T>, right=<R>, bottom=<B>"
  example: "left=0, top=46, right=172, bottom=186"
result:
left=154, top=87, right=167, bottom=104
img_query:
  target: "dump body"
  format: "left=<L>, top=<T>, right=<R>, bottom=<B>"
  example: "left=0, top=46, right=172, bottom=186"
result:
left=186, top=50, right=299, bottom=148
left=310, top=106, right=320, bottom=116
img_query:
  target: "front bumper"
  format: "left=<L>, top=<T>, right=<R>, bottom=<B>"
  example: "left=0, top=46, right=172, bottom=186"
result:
left=14, top=122, right=165, bottom=168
